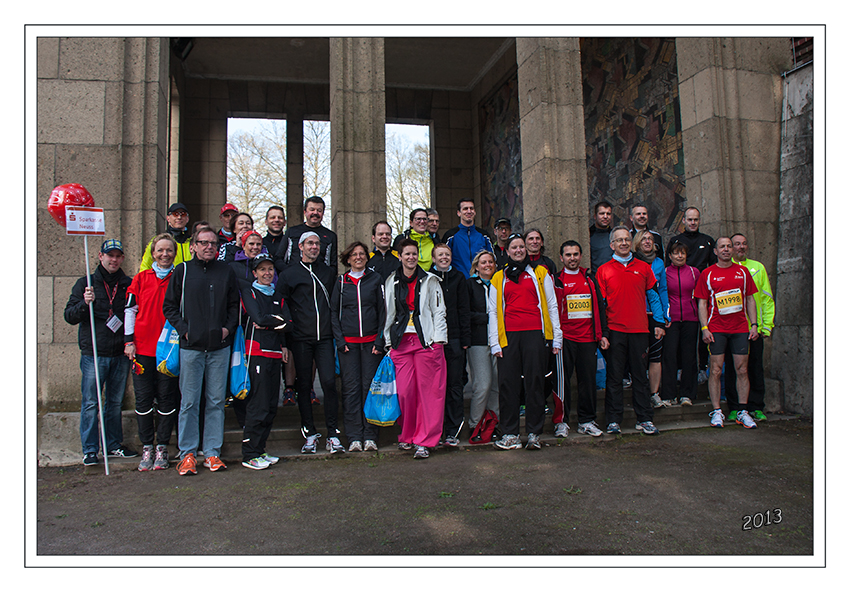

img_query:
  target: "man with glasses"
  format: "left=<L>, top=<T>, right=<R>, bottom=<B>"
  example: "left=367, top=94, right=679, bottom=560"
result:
left=393, top=208, right=437, bottom=271
left=492, top=218, right=513, bottom=269
left=163, top=228, right=240, bottom=475
left=139, top=202, right=193, bottom=271
left=426, top=209, right=442, bottom=244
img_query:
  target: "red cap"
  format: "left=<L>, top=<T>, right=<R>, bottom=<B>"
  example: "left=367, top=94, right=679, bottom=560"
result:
left=220, top=203, right=238, bottom=215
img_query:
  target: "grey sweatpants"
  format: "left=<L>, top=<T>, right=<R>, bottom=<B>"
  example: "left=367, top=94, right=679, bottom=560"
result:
left=466, top=345, right=499, bottom=429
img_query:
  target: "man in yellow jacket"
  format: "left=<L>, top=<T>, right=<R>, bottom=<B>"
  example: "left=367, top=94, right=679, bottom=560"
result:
left=139, top=203, right=193, bottom=272
left=725, top=233, right=775, bottom=422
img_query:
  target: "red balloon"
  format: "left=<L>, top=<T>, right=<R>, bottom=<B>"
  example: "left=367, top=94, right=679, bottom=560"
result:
left=47, top=183, right=95, bottom=227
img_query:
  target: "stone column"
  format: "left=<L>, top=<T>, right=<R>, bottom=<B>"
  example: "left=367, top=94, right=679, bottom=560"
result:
left=516, top=38, right=589, bottom=250
left=676, top=38, right=791, bottom=272
left=329, top=38, right=387, bottom=248
left=286, top=114, right=305, bottom=226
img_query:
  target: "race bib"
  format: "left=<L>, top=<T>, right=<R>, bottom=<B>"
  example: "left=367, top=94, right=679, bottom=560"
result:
left=565, top=293, right=592, bottom=319
left=715, top=288, right=743, bottom=315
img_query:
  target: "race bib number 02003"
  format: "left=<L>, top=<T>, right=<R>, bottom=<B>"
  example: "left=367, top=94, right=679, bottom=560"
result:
left=565, top=293, right=592, bottom=319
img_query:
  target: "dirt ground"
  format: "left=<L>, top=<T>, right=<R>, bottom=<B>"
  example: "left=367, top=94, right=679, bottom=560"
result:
left=34, top=418, right=814, bottom=562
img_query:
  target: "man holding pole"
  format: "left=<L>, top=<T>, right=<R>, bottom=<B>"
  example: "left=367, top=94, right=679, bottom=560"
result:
left=64, top=239, right=137, bottom=466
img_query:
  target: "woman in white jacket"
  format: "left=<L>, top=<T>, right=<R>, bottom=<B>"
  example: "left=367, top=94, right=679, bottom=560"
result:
left=384, top=239, right=447, bottom=459
left=488, top=234, right=561, bottom=450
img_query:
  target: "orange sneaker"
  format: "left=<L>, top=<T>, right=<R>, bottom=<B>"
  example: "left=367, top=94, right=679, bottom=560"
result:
left=203, top=455, right=227, bottom=472
left=176, top=453, right=197, bottom=476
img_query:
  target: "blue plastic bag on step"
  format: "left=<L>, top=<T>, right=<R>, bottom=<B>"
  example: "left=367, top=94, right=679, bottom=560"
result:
left=364, top=354, right=400, bottom=426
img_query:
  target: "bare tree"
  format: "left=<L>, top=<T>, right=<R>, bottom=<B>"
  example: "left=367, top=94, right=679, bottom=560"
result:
left=303, top=120, right=332, bottom=227
left=226, top=120, right=287, bottom=234
left=386, top=131, right=431, bottom=235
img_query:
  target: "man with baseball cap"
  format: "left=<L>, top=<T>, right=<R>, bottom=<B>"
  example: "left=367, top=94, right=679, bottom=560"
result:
left=492, top=218, right=512, bottom=269
left=218, top=203, right=238, bottom=244
left=64, top=239, right=137, bottom=465
left=139, top=202, right=193, bottom=271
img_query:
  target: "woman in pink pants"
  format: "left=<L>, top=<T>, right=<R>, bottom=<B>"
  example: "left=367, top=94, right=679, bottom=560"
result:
left=383, top=239, right=447, bottom=459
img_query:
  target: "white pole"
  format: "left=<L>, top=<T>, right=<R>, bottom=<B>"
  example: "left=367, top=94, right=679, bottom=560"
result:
left=84, top=235, right=110, bottom=476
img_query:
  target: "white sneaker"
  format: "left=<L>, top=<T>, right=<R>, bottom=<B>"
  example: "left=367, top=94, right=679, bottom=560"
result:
left=650, top=393, right=664, bottom=408
left=679, top=397, right=693, bottom=406
left=494, top=434, right=521, bottom=450
left=348, top=440, right=363, bottom=452
left=577, top=421, right=603, bottom=437
left=736, top=410, right=758, bottom=429
left=554, top=422, right=570, bottom=438
left=301, top=433, right=320, bottom=453
left=710, top=409, right=724, bottom=428
left=242, top=456, right=271, bottom=470
left=326, top=436, right=345, bottom=454
left=260, top=452, right=279, bottom=465
left=364, top=440, right=378, bottom=451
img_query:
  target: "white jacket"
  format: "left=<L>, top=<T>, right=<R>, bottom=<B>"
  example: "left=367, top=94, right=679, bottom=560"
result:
left=383, top=271, right=447, bottom=348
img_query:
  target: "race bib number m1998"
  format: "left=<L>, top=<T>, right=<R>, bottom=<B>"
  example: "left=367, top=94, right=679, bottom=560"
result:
left=715, top=288, right=743, bottom=315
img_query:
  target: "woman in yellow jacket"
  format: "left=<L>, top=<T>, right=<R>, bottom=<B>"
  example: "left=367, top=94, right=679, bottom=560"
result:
left=488, top=234, right=561, bottom=450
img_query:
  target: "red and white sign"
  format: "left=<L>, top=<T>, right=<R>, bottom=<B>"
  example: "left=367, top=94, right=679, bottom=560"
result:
left=65, top=206, right=105, bottom=236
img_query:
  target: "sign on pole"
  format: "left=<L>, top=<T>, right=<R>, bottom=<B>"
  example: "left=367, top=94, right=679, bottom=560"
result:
left=65, top=206, right=105, bottom=236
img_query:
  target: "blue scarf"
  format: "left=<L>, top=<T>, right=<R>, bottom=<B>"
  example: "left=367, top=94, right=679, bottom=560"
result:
left=252, top=281, right=275, bottom=296
left=152, top=262, right=173, bottom=280
left=613, top=253, right=633, bottom=265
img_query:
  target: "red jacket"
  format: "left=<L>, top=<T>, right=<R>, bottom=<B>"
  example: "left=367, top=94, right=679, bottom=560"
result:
left=556, top=267, right=602, bottom=343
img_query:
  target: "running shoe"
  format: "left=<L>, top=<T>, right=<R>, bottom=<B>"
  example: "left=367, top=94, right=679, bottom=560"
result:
left=494, top=434, right=522, bottom=450
left=753, top=410, right=767, bottom=421
left=577, top=421, right=603, bottom=437
left=727, top=410, right=738, bottom=422
left=519, top=405, right=526, bottom=417
left=736, top=410, right=758, bottom=429
left=260, top=452, right=279, bottom=465
left=153, top=445, right=169, bottom=470
left=709, top=409, right=725, bottom=428
left=606, top=422, right=621, bottom=434
left=302, top=433, right=320, bottom=454
left=397, top=442, right=413, bottom=451
left=650, top=393, right=664, bottom=408
left=108, top=446, right=138, bottom=458
left=679, top=397, right=693, bottom=406
left=203, top=456, right=227, bottom=471
left=326, top=437, right=345, bottom=454
left=242, top=457, right=271, bottom=470
left=526, top=433, right=541, bottom=450
left=414, top=446, right=430, bottom=459
left=310, top=389, right=320, bottom=405
left=623, top=377, right=632, bottom=389
left=635, top=421, right=659, bottom=436
left=697, top=370, right=708, bottom=385
left=364, top=440, right=378, bottom=451
left=137, top=445, right=155, bottom=471
left=176, top=453, right=197, bottom=475
left=82, top=452, right=98, bottom=466
left=443, top=435, right=460, bottom=448
left=282, top=387, right=296, bottom=406
left=348, top=440, right=363, bottom=452
left=554, top=422, right=570, bottom=438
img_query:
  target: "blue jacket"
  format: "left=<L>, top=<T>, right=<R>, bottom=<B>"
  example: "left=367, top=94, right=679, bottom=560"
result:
left=442, top=225, right=494, bottom=279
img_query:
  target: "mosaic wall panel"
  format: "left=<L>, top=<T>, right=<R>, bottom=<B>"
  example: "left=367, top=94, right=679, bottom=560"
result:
left=479, top=72, right=523, bottom=232
left=581, top=38, right=686, bottom=237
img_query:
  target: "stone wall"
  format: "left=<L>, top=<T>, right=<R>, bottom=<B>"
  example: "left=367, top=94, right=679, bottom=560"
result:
left=771, top=63, right=814, bottom=415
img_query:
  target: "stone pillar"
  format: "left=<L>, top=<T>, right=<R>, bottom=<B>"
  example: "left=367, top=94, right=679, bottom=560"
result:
left=286, top=114, right=305, bottom=226
left=676, top=38, right=791, bottom=272
left=329, top=38, right=387, bottom=248
left=38, top=37, right=170, bottom=411
left=516, top=38, right=589, bottom=251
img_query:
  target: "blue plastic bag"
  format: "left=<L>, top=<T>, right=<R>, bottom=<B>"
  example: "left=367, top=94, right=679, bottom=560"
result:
left=156, top=321, right=180, bottom=377
left=364, top=355, right=401, bottom=426
left=595, top=348, right=606, bottom=390
left=229, top=325, right=250, bottom=400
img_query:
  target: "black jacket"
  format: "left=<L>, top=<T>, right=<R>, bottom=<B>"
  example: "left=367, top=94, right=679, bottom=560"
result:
left=64, top=264, right=131, bottom=357
left=276, top=259, right=336, bottom=342
left=367, top=248, right=400, bottom=281
left=275, top=223, right=338, bottom=275
left=467, top=276, right=492, bottom=347
left=330, top=269, right=386, bottom=351
left=493, top=244, right=510, bottom=270
left=162, top=257, right=240, bottom=352
left=430, top=266, right=471, bottom=347
left=665, top=230, right=716, bottom=271
left=240, top=284, right=293, bottom=356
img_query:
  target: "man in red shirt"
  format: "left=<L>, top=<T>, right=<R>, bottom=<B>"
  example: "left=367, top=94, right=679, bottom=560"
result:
left=694, top=237, right=759, bottom=429
left=556, top=240, right=604, bottom=437
left=596, top=227, right=666, bottom=436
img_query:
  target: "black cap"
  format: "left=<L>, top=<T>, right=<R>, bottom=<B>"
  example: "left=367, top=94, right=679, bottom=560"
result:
left=168, top=202, right=189, bottom=214
left=494, top=217, right=512, bottom=228
left=251, top=253, right=274, bottom=270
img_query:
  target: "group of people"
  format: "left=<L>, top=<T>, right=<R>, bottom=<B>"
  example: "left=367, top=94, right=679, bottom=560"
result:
left=64, top=195, right=775, bottom=472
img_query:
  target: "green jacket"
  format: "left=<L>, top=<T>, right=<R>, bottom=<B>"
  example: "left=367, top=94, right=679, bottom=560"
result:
left=736, top=258, right=775, bottom=336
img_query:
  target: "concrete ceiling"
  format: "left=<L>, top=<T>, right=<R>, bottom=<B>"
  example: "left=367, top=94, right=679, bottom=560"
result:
left=178, top=37, right=513, bottom=91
